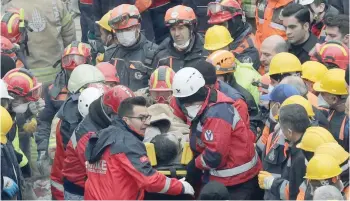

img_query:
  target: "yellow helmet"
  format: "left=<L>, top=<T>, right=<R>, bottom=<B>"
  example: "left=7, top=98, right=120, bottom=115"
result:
left=314, top=142, right=349, bottom=165
left=204, top=25, right=233, bottom=51
left=313, top=69, right=348, bottom=95
left=304, top=154, right=342, bottom=180
left=281, top=95, right=315, bottom=117
left=269, top=52, right=302, bottom=76
left=206, top=50, right=236, bottom=75
left=1, top=106, right=13, bottom=136
left=96, top=10, right=112, bottom=32
left=296, top=127, right=337, bottom=152
left=301, top=61, right=328, bottom=83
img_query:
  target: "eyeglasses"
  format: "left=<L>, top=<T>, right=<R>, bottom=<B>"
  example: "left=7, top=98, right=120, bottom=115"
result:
left=125, top=115, right=151, bottom=122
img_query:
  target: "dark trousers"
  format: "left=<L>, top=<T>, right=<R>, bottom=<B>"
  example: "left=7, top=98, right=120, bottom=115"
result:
left=227, top=176, right=264, bottom=200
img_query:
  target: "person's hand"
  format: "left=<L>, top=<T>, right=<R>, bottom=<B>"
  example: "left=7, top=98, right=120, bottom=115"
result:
left=179, top=177, right=194, bottom=196
left=258, top=171, right=274, bottom=190
left=29, top=98, right=45, bottom=115
left=37, top=151, right=50, bottom=175
left=23, top=118, right=37, bottom=133
left=2, top=176, right=19, bottom=197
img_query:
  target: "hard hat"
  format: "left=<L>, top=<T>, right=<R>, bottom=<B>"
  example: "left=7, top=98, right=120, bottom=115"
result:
left=0, top=106, right=13, bottom=136
left=206, top=50, right=236, bottom=75
left=258, top=73, right=271, bottom=94
left=78, top=87, right=104, bottom=117
left=149, top=66, right=175, bottom=91
left=3, top=68, right=42, bottom=101
left=67, top=64, right=105, bottom=94
left=108, top=4, right=141, bottom=30
left=208, top=0, right=243, bottom=24
left=62, top=41, right=92, bottom=70
left=296, top=0, right=314, bottom=6
left=96, top=10, right=112, bottom=32
left=301, top=61, right=328, bottom=83
left=281, top=95, right=315, bottom=117
left=269, top=52, right=302, bottom=76
left=314, top=142, right=349, bottom=165
left=204, top=25, right=234, bottom=51
left=103, top=85, right=134, bottom=113
left=313, top=69, right=348, bottom=95
left=96, top=62, right=120, bottom=83
left=0, top=79, right=13, bottom=99
left=172, top=67, right=205, bottom=98
left=313, top=41, right=349, bottom=70
left=164, top=5, right=197, bottom=27
left=0, top=36, right=19, bottom=60
left=1, top=11, right=21, bottom=43
left=87, top=82, right=110, bottom=93
left=304, top=154, right=342, bottom=180
left=296, top=127, right=337, bottom=152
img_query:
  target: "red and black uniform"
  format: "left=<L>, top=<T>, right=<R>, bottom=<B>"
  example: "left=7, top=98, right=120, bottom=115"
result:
left=84, top=117, right=186, bottom=200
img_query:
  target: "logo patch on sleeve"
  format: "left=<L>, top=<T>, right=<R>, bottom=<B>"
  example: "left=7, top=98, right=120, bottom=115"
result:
left=204, top=130, right=214, bottom=141
left=140, top=156, right=149, bottom=163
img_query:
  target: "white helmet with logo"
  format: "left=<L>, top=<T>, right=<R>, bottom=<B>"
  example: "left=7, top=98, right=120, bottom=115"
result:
left=0, top=79, right=13, bottom=99
left=78, top=87, right=104, bottom=117
left=68, top=64, right=105, bottom=94
left=295, top=0, right=314, bottom=5
left=172, top=67, right=205, bottom=98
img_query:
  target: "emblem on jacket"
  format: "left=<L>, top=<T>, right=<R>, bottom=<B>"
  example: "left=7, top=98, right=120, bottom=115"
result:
left=268, top=150, right=275, bottom=161
left=204, top=130, right=213, bottom=141
left=134, top=72, right=143, bottom=80
left=29, top=8, right=46, bottom=32
left=86, top=160, right=107, bottom=174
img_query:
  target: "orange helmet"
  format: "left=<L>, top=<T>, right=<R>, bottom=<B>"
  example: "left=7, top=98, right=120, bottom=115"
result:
left=96, top=62, right=120, bottom=83
left=149, top=66, right=175, bottom=103
left=1, top=11, right=21, bottom=43
left=208, top=0, right=243, bottom=24
left=2, top=68, right=42, bottom=101
left=0, top=36, right=19, bottom=60
left=206, top=50, right=236, bottom=75
left=62, top=41, right=92, bottom=70
left=311, top=41, right=349, bottom=70
left=108, top=4, right=141, bottom=30
left=164, top=5, right=197, bottom=27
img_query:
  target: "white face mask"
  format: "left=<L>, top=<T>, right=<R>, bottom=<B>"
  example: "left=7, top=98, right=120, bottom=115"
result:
left=268, top=85, right=275, bottom=93
left=116, top=29, right=138, bottom=47
left=317, top=94, right=330, bottom=108
left=173, top=39, right=190, bottom=51
left=12, top=103, right=29, bottom=113
left=185, top=104, right=201, bottom=120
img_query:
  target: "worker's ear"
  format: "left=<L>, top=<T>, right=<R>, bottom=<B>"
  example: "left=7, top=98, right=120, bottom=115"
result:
left=343, top=34, right=349, bottom=47
left=303, top=22, right=310, bottom=31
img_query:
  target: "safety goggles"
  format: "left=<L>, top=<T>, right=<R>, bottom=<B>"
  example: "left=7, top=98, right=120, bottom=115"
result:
left=165, top=19, right=193, bottom=26
left=62, top=54, right=86, bottom=68
left=108, top=13, right=140, bottom=30
left=207, top=2, right=241, bottom=15
left=26, top=83, right=42, bottom=101
left=150, top=90, right=173, bottom=103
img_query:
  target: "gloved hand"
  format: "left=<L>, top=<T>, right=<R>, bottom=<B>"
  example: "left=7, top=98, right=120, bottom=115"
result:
left=29, top=98, right=45, bottom=115
left=2, top=176, right=19, bottom=197
left=179, top=177, right=195, bottom=196
left=258, top=171, right=274, bottom=190
left=37, top=151, right=50, bottom=175
left=23, top=118, right=37, bottom=133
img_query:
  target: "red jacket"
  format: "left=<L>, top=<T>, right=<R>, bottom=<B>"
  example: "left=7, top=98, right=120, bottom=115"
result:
left=50, top=120, right=64, bottom=200
left=84, top=119, right=185, bottom=200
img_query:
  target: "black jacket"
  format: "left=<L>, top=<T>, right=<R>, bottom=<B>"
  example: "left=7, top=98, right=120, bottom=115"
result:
left=182, top=0, right=212, bottom=34
left=288, top=33, right=318, bottom=64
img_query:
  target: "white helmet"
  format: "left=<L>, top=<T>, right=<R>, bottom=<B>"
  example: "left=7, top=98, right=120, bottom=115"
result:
left=172, top=67, right=205, bottom=98
left=295, top=0, right=314, bottom=5
left=78, top=87, right=104, bottom=117
left=68, top=64, right=105, bottom=94
left=0, top=79, right=13, bottom=99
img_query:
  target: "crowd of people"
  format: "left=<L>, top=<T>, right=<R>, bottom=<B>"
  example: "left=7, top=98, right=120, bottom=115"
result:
left=0, top=0, right=349, bottom=200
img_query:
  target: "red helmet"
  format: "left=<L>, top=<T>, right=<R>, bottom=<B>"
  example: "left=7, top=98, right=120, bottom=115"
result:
left=62, top=41, right=92, bottom=70
left=0, top=36, right=19, bottom=60
left=102, top=85, right=134, bottom=113
left=311, top=41, right=349, bottom=70
left=1, top=11, right=21, bottom=43
left=149, top=66, right=175, bottom=103
left=3, top=68, right=42, bottom=101
left=96, top=62, right=120, bottom=84
left=207, top=0, right=243, bottom=24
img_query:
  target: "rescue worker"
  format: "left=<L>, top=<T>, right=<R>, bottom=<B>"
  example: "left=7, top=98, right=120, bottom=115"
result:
left=1, top=106, right=22, bottom=200
left=84, top=96, right=195, bottom=199
left=301, top=61, right=328, bottom=95
left=152, top=5, right=208, bottom=72
left=105, top=4, right=158, bottom=91
left=206, top=0, right=261, bottom=70
left=282, top=3, right=318, bottom=64
left=50, top=64, right=105, bottom=200
left=36, top=41, right=92, bottom=175
left=324, top=14, right=349, bottom=48
left=171, top=67, right=262, bottom=200
left=183, top=0, right=212, bottom=35
left=62, top=85, right=134, bottom=199
left=96, top=62, right=120, bottom=87
left=313, top=69, right=349, bottom=151
left=259, top=104, right=310, bottom=200
left=0, top=36, right=25, bottom=68
left=259, top=35, right=288, bottom=74
left=77, top=87, right=105, bottom=118
left=5, top=0, right=76, bottom=86
left=311, top=41, right=349, bottom=70
left=94, top=11, right=115, bottom=64
left=255, top=0, right=293, bottom=48
left=297, top=0, right=339, bottom=42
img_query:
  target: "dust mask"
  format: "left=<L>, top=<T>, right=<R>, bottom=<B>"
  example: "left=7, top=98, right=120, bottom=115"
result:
left=116, top=29, right=138, bottom=47
left=317, top=94, right=330, bottom=108
left=185, top=105, right=201, bottom=120
left=12, top=103, right=29, bottom=113
left=174, top=39, right=190, bottom=51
